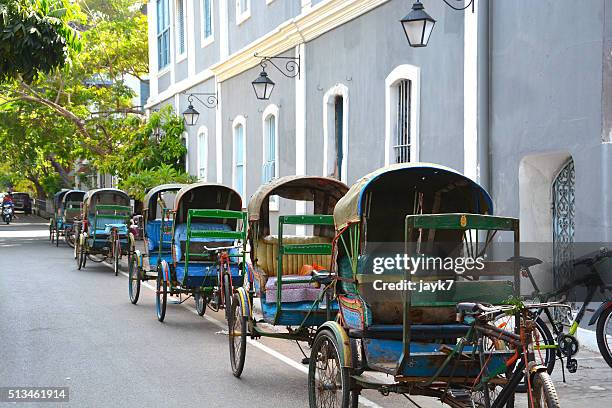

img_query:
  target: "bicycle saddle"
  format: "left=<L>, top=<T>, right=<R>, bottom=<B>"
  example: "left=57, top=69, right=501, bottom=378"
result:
left=507, top=256, right=543, bottom=268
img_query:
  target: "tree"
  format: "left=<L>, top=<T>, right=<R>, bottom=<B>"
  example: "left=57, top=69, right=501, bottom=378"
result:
left=0, top=0, right=82, bottom=83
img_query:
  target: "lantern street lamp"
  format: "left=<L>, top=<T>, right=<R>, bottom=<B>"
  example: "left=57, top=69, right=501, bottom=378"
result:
left=400, top=1, right=436, bottom=47
left=252, top=68, right=275, bottom=100
left=181, top=92, right=217, bottom=126
left=401, top=0, right=474, bottom=48
left=251, top=53, right=300, bottom=101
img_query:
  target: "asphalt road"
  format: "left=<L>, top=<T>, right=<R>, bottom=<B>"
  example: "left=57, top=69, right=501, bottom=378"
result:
left=1, top=215, right=611, bottom=408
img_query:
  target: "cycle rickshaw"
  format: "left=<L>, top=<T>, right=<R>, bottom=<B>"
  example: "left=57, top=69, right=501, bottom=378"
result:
left=128, top=183, right=184, bottom=304
left=57, top=189, right=85, bottom=248
left=301, top=163, right=561, bottom=408
left=49, top=189, right=69, bottom=245
left=154, top=183, right=247, bottom=323
left=75, top=188, right=134, bottom=276
left=228, top=175, right=349, bottom=377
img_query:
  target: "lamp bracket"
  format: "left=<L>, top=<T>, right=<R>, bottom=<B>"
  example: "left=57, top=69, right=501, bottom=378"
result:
left=182, top=91, right=218, bottom=109
left=254, top=53, right=301, bottom=79
left=441, top=0, right=474, bottom=12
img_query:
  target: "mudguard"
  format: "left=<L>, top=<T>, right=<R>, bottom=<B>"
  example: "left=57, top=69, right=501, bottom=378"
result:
left=316, top=321, right=352, bottom=368
left=235, top=286, right=251, bottom=319
left=588, top=301, right=612, bottom=326
left=160, top=259, right=170, bottom=283
left=134, top=249, right=143, bottom=269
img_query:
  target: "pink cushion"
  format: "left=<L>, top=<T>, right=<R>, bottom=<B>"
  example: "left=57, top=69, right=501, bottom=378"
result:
left=265, top=275, right=323, bottom=303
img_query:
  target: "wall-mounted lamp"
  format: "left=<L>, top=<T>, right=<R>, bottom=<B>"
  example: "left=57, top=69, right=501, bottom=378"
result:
left=181, top=92, right=218, bottom=126
left=401, top=0, right=473, bottom=48
left=251, top=53, right=300, bottom=100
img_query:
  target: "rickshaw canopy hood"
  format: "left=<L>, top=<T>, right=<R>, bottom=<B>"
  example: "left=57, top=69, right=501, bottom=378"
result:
left=248, top=175, right=348, bottom=238
left=174, top=182, right=242, bottom=224
left=53, top=189, right=70, bottom=207
left=333, top=163, right=493, bottom=230
left=61, top=190, right=85, bottom=205
left=143, top=183, right=185, bottom=218
left=83, top=188, right=131, bottom=215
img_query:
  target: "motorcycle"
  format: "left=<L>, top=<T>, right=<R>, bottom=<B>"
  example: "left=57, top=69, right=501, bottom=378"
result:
left=2, top=203, right=14, bottom=224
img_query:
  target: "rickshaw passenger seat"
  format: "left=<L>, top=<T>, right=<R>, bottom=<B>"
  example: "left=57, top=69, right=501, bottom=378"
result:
left=255, top=235, right=332, bottom=277
left=146, top=220, right=173, bottom=251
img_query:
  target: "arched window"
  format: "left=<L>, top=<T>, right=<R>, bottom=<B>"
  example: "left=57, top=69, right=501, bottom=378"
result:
left=385, top=64, right=420, bottom=165
left=232, top=116, right=247, bottom=200
left=197, top=126, right=208, bottom=181
left=323, top=84, right=349, bottom=181
left=262, top=104, right=279, bottom=209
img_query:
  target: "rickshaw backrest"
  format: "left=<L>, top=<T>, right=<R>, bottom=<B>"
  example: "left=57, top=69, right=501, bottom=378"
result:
left=255, top=235, right=332, bottom=277
left=146, top=219, right=173, bottom=251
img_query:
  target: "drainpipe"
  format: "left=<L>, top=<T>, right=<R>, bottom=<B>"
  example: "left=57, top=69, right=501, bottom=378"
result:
left=477, top=0, right=490, bottom=194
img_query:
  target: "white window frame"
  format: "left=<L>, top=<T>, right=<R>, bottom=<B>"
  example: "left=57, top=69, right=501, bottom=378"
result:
left=156, top=0, right=172, bottom=73
left=175, top=0, right=187, bottom=62
left=197, top=126, right=209, bottom=181
left=322, top=84, right=349, bottom=182
left=200, top=0, right=215, bottom=48
left=385, top=64, right=420, bottom=165
left=262, top=104, right=279, bottom=211
left=232, top=115, right=247, bottom=203
left=235, top=0, right=251, bottom=25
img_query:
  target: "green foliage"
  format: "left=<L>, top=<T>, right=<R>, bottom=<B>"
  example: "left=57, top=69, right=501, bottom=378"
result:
left=120, top=164, right=195, bottom=201
left=0, top=0, right=83, bottom=83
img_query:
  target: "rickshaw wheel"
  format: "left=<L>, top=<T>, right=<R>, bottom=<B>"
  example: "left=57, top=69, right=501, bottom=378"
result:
left=49, top=222, right=55, bottom=243
left=194, top=293, right=206, bottom=316
left=532, top=372, right=560, bottom=408
left=128, top=255, right=140, bottom=304
left=156, top=269, right=167, bottom=322
left=55, top=227, right=60, bottom=247
left=308, top=330, right=352, bottom=408
left=65, top=228, right=76, bottom=248
left=113, top=237, right=121, bottom=276
left=228, top=293, right=246, bottom=378
left=222, top=273, right=232, bottom=321
left=75, top=236, right=81, bottom=268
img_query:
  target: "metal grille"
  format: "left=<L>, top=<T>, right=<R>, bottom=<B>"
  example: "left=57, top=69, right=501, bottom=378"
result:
left=393, top=80, right=411, bottom=163
left=553, top=159, right=575, bottom=289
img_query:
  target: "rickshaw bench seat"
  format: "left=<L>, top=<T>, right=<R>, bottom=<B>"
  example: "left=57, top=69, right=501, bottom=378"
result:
left=174, top=262, right=243, bottom=287
left=260, top=300, right=338, bottom=326
left=146, top=220, right=173, bottom=251
left=174, top=223, right=235, bottom=260
left=255, top=235, right=332, bottom=277
left=264, top=275, right=323, bottom=303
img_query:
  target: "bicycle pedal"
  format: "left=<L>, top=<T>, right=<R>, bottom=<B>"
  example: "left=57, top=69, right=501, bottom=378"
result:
left=567, top=358, right=578, bottom=373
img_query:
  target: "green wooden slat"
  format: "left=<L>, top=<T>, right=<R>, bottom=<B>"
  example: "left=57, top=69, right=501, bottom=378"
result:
left=188, top=209, right=245, bottom=219
left=96, top=205, right=131, bottom=212
left=189, top=230, right=245, bottom=240
left=95, top=214, right=129, bottom=220
left=281, top=243, right=332, bottom=255
left=279, top=214, right=334, bottom=226
left=406, top=213, right=518, bottom=231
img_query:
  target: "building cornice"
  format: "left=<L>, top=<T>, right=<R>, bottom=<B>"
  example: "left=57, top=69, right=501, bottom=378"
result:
left=212, top=0, right=389, bottom=82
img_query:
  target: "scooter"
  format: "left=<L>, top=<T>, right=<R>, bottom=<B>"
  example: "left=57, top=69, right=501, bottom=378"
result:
left=2, top=203, right=14, bottom=224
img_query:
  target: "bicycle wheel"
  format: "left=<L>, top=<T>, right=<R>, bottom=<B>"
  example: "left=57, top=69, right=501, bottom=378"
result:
left=596, top=305, right=612, bottom=368
left=156, top=271, right=167, bottom=322
left=55, top=226, right=60, bottom=247
left=194, top=292, right=206, bottom=316
left=228, top=293, right=247, bottom=378
left=222, top=272, right=232, bottom=322
left=308, top=329, right=352, bottom=408
left=128, top=255, right=140, bottom=305
left=491, top=314, right=555, bottom=393
left=65, top=227, right=76, bottom=248
left=532, top=372, right=560, bottom=408
left=113, top=236, right=121, bottom=276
